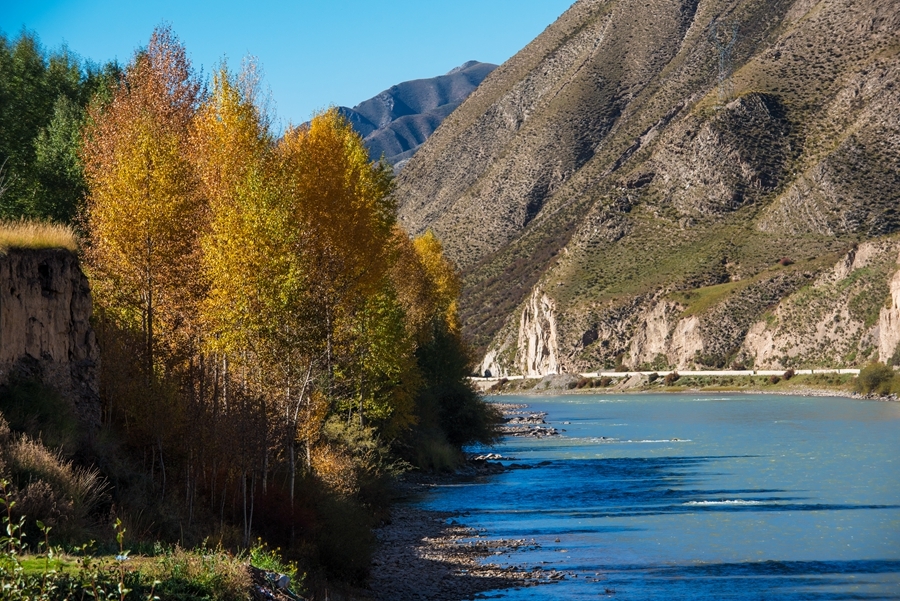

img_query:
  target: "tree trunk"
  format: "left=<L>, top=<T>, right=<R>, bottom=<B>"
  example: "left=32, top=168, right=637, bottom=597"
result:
left=242, top=469, right=248, bottom=546
left=157, top=436, right=166, bottom=501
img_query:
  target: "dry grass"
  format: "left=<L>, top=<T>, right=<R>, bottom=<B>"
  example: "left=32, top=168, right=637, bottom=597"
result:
left=5, top=435, right=109, bottom=523
left=0, top=219, right=78, bottom=252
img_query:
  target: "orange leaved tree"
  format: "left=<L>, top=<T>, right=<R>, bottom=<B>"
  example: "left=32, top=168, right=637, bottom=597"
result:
left=82, top=25, right=203, bottom=378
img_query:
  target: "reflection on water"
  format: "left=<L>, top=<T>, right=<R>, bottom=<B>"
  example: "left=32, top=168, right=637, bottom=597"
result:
left=419, top=394, right=900, bottom=600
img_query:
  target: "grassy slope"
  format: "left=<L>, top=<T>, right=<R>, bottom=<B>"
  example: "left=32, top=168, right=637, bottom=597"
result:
left=394, top=0, right=899, bottom=367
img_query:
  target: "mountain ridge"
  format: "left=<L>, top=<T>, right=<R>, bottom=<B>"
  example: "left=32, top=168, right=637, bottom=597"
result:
left=392, top=0, right=900, bottom=375
left=337, top=61, right=497, bottom=167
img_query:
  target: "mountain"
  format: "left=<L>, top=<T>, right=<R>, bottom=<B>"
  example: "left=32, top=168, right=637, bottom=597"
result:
left=338, top=61, right=497, bottom=168
left=392, top=0, right=900, bottom=376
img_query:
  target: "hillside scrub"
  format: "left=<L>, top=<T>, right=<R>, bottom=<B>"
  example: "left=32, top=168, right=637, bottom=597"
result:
left=855, top=362, right=900, bottom=395
left=0, top=411, right=106, bottom=544
left=390, top=0, right=900, bottom=374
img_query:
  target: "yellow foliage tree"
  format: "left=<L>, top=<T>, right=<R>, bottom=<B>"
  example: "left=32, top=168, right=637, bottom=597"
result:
left=277, top=109, right=395, bottom=387
left=82, top=26, right=203, bottom=376
left=412, top=230, right=462, bottom=335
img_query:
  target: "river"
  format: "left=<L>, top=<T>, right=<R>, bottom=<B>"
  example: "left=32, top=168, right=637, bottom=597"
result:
left=419, top=393, right=900, bottom=600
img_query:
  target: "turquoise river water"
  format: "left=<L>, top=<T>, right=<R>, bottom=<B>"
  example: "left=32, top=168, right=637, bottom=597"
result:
left=418, top=394, right=900, bottom=600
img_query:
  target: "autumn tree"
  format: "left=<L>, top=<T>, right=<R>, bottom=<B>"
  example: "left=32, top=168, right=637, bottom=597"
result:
left=81, top=27, right=204, bottom=502
left=82, top=25, right=203, bottom=375
left=397, top=231, right=501, bottom=463
left=278, top=110, right=395, bottom=399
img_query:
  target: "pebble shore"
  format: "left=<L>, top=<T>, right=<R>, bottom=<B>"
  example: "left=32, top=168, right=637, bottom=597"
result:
left=364, top=402, right=575, bottom=600
left=367, top=503, right=555, bottom=601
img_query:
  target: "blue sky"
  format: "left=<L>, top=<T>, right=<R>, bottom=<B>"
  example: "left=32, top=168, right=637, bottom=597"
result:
left=2, top=0, right=574, bottom=128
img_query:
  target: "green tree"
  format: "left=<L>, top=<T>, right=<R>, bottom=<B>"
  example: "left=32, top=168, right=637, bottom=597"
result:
left=0, top=31, right=118, bottom=221
left=32, top=95, right=86, bottom=222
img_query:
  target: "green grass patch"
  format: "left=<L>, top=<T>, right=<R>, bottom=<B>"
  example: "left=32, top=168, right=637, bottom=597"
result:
left=18, top=555, right=80, bottom=575
left=669, top=281, right=745, bottom=317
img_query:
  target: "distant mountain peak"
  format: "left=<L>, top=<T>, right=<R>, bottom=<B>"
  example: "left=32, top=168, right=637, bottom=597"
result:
left=446, top=60, right=482, bottom=75
left=337, top=61, right=498, bottom=167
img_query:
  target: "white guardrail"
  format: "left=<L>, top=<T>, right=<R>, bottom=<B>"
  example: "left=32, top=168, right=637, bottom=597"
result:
left=470, top=368, right=861, bottom=382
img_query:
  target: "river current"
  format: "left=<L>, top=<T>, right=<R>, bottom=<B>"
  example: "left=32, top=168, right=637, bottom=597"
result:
left=419, top=393, right=900, bottom=600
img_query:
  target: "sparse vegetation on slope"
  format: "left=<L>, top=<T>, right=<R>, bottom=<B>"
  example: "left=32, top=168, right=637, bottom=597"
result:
left=394, top=0, right=900, bottom=375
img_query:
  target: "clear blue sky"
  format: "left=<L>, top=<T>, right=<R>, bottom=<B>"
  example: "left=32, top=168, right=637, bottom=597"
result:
left=2, top=0, right=574, bottom=127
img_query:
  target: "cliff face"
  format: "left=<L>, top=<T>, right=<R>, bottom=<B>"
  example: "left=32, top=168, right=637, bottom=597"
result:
left=0, top=249, right=100, bottom=427
left=393, top=0, right=900, bottom=375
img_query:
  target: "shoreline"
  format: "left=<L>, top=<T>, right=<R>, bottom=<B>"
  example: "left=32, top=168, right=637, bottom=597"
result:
left=363, top=403, right=569, bottom=601
left=474, top=372, right=899, bottom=401
left=360, top=384, right=896, bottom=599
left=363, top=473, right=564, bottom=601
left=483, top=386, right=898, bottom=402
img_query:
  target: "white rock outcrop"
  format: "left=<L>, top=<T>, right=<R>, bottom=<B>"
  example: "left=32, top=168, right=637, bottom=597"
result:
left=517, top=287, right=560, bottom=377
left=877, top=250, right=900, bottom=363
left=626, top=300, right=704, bottom=368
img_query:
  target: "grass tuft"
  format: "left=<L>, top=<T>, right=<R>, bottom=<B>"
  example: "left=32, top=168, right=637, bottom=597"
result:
left=0, top=219, right=78, bottom=252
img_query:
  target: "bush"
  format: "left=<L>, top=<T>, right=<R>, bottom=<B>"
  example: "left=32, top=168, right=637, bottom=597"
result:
left=783, top=368, right=795, bottom=380
left=145, top=543, right=253, bottom=601
left=647, top=373, right=659, bottom=383
left=0, top=505, right=256, bottom=601
left=487, top=378, right=508, bottom=393
left=249, top=541, right=303, bottom=591
left=855, top=362, right=897, bottom=395
left=599, top=377, right=612, bottom=387
left=769, top=376, right=781, bottom=385
left=0, top=414, right=107, bottom=540
left=664, top=372, right=681, bottom=385
left=889, top=344, right=900, bottom=367
left=575, top=377, right=592, bottom=389
left=779, top=257, right=794, bottom=266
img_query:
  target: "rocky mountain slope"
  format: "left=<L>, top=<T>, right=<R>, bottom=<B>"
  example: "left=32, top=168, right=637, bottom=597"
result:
left=339, top=61, right=497, bottom=167
left=393, top=0, right=900, bottom=376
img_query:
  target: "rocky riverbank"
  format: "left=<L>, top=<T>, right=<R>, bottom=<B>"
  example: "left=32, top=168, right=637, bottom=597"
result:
left=495, top=403, right=561, bottom=438
left=366, top=504, right=556, bottom=601
left=363, top=402, right=573, bottom=600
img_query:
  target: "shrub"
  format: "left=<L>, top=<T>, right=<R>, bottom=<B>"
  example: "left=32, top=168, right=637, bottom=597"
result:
left=0, top=414, right=107, bottom=540
left=889, top=344, right=900, bottom=367
left=779, top=257, right=794, bottom=266
left=855, top=362, right=897, bottom=395
left=769, top=376, right=781, bottom=384
left=647, top=373, right=659, bottom=383
left=664, top=372, right=681, bottom=385
left=144, top=544, right=253, bottom=601
left=599, top=377, right=612, bottom=387
left=575, top=377, right=591, bottom=389
left=413, top=437, right=460, bottom=472
left=0, top=381, right=80, bottom=452
left=488, top=378, right=509, bottom=393
left=783, top=368, right=795, bottom=380
left=250, top=541, right=301, bottom=586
